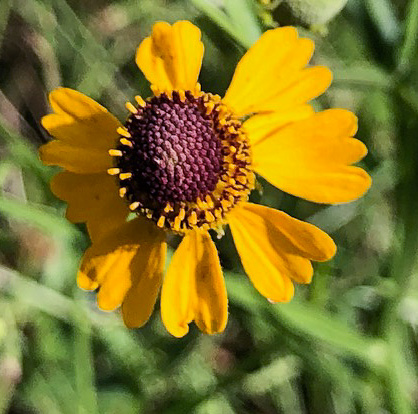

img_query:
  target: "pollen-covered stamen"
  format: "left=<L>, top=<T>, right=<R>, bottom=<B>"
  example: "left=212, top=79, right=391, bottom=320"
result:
left=109, top=90, right=254, bottom=234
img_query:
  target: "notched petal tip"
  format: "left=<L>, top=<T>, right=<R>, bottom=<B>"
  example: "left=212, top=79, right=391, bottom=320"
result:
left=40, top=113, right=55, bottom=132
left=169, top=323, right=190, bottom=338
left=77, top=218, right=166, bottom=322
left=313, top=231, right=337, bottom=262
left=136, top=20, right=204, bottom=93
left=229, top=203, right=337, bottom=300
left=77, top=270, right=99, bottom=291
left=161, top=230, right=228, bottom=337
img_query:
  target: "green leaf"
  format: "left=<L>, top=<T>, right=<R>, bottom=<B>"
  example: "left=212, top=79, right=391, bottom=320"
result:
left=332, top=64, right=393, bottom=90
left=0, top=0, right=11, bottom=45
left=0, top=196, right=79, bottom=240
left=398, top=0, right=418, bottom=73
left=364, top=0, right=401, bottom=44
left=226, top=274, right=387, bottom=369
left=223, top=0, right=262, bottom=45
left=190, top=0, right=260, bottom=48
left=283, top=0, right=349, bottom=25
left=0, top=264, right=120, bottom=327
left=272, top=301, right=387, bottom=368
left=0, top=119, right=49, bottom=179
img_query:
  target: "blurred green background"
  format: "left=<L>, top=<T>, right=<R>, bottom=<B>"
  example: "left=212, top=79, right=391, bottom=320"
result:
left=1, top=0, right=418, bottom=412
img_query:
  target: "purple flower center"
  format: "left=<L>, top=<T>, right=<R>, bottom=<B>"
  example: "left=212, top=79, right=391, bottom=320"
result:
left=111, top=90, right=254, bottom=234
left=117, top=92, right=223, bottom=209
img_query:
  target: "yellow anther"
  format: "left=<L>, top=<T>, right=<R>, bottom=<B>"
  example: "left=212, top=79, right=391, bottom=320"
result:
left=221, top=174, right=231, bottom=183
left=214, top=209, right=223, bottom=219
left=107, top=168, right=120, bottom=175
left=108, top=149, right=123, bottom=157
left=188, top=211, right=198, bottom=226
left=205, top=102, right=215, bottom=115
left=178, top=90, right=186, bottom=102
left=229, top=145, right=237, bottom=153
left=119, top=187, right=127, bottom=197
left=120, top=138, right=133, bottom=147
left=125, top=101, right=137, bottom=114
left=237, top=175, right=247, bottom=185
left=223, top=156, right=234, bottom=166
left=119, top=172, right=132, bottom=180
left=157, top=216, right=166, bottom=228
left=228, top=178, right=236, bottom=186
left=135, top=95, right=146, bottom=107
left=228, top=188, right=241, bottom=197
left=205, top=195, right=214, bottom=209
left=117, top=127, right=131, bottom=138
left=196, top=197, right=206, bottom=210
left=173, top=216, right=181, bottom=232
left=221, top=200, right=231, bottom=210
left=194, top=83, right=201, bottom=95
left=164, top=203, right=173, bottom=213
left=178, top=208, right=186, bottom=221
left=129, top=202, right=140, bottom=211
left=205, top=211, right=215, bottom=222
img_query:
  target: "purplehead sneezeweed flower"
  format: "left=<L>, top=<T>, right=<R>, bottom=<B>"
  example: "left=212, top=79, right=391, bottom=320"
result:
left=39, top=21, right=371, bottom=337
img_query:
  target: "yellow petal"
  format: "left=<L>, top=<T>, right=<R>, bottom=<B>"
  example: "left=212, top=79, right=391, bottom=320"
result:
left=39, top=141, right=112, bottom=173
left=136, top=21, right=204, bottom=93
left=51, top=171, right=129, bottom=242
left=42, top=88, right=121, bottom=149
left=193, top=232, right=228, bottom=335
left=228, top=203, right=336, bottom=300
left=243, top=104, right=314, bottom=146
left=256, top=66, right=332, bottom=113
left=122, top=241, right=167, bottom=328
left=161, top=231, right=227, bottom=337
left=77, top=272, right=99, bottom=291
left=77, top=217, right=166, bottom=313
left=252, top=110, right=372, bottom=204
left=161, top=233, right=194, bottom=337
left=40, top=88, right=121, bottom=173
left=223, top=27, right=331, bottom=116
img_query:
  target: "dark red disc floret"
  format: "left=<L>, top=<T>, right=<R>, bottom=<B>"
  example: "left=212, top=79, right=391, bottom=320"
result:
left=116, top=92, right=223, bottom=210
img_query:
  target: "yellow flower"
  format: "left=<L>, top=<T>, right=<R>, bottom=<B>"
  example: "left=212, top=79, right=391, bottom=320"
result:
left=40, top=21, right=371, bottom=337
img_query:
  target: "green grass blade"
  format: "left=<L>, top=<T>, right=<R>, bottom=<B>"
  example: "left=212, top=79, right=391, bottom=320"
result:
left=398, top=0, right=418, bottom=73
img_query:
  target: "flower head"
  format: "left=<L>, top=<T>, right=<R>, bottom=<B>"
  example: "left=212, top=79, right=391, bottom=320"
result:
left=40, top=21, right=371, bottom=337
left=111, top=91, right=253, bottom=234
